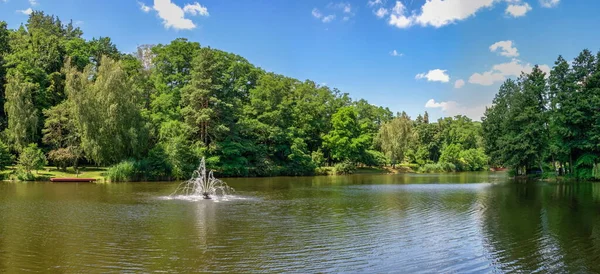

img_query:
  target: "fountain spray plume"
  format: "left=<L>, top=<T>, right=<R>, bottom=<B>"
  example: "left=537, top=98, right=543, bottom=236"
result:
left=171, top=157, right=234, bottom=199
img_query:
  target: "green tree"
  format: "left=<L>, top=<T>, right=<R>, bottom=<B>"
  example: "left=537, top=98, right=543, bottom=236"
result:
left=0, top=141, right=13, bottom=169
left=18, top=143, right=47, bottom=174
left=66, top=56, right=147, bottom=165
left=0, top=21, right=10, bottom=130
left=4, top=71, right=39, bottom=151
left=47, top=147, right=77, bottom=171
left=323, top=106, right=371, bottom=163
left=376, top=113, right=413, bottom=167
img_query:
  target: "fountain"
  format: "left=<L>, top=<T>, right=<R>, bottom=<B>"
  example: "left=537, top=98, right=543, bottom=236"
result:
left=171, top=157, right=234, bottom=200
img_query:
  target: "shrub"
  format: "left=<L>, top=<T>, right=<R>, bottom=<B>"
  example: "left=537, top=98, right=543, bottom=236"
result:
left=419, top=163, right=439, bottom=173
left=15, top=169, right=35, bottom=181
left=311, top=149, right=325, bottom=167
left=333, top=161, right=356, bottom=175
left=315, top=167, right=331, bottom=175
left=362, top=150, right=388, bottom=167
left=18, top=143, right=47, bottom=174
left=106, top=160, right=136, bottom=182
left=439, top=144, right=463, bottom=170
left=141, top=146, right=173, bottom=180
left=459, top=148, right=488, bottom=171
left=419, top=162, right=457, bottom=173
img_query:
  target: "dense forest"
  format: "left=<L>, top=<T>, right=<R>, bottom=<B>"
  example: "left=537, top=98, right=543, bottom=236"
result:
left=482, top=49, right=600, bottom=180
left=0, top=12, right=488, bottom=181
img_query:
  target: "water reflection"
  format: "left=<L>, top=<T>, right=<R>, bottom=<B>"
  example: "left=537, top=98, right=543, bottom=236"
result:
left=2, top=174, right=600, bottom=272
left=482, top=182, right=600, bottom=273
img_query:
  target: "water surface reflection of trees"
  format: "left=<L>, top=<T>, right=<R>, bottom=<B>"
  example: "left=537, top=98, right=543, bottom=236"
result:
left=482, top=183, right=600, bottom=272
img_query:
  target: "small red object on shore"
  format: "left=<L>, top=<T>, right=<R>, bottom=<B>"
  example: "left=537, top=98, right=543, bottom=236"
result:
left=50, top=178, right=97, bottom=182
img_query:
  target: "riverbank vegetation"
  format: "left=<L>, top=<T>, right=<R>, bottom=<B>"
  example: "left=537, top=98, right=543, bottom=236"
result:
left=482, top=49, right=600, bottom=181
left=0, top=12, right=488, bottom=181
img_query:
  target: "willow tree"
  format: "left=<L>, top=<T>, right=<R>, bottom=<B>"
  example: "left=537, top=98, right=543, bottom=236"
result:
left=66, top=56, right=146, bottom=165
left=4, top=71, right=39, bottom=151
left=376, top=113, right=413, bottom=167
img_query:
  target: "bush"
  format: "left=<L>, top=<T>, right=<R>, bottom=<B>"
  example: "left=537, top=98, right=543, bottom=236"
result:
left=18, top=143, right=47, bottom=174
left=106, top=160, right=136, bottom=182
left=419, top=163, right=439, bottom=173
left=459, top=148, right=488, bottom=171
left=311, top=149, right=325, bottom=167
left=15, top=169, right=35, bottom=181
left=333, top=161, right=356, bottom=175
left=418, top=162, right=457, bottom=173
left=315, top=167, right=331, bottom=175
left=362, top=150, right=388, bottom=167
left=140, top=146, right=173, bottom=180
left=439, top=144, right=463, bottom=170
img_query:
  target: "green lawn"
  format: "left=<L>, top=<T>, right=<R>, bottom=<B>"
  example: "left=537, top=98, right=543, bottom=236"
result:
left=1, top=166, right=108, bottom=182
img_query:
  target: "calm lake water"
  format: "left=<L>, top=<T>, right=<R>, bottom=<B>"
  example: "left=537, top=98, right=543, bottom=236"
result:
left=2, top=172, right=600, bottom=273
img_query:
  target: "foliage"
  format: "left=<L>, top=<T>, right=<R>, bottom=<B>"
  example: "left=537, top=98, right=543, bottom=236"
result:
left=18, top=143, right=47, bottom=174
left=0, top=13, right=494, bottom=180
left=0, top=141, right=13, bottom=169
left=419, top=162, right=457, bottom=173
left=106, top=160, right=136, bottom=182
left=483, top=49, right=600, bottom=180
left=459, top=148, right=489, bottom=171
left=376, top=113, right=413, bottom=166
left=66, top=56, right=147, bottom=165
left=48, top=147, right=77, bottom=171
left=333, top=161, right=356, bottom=175
left=323, top=106, right=371, bottom=163
left=4, top=71, right=39, bottom=151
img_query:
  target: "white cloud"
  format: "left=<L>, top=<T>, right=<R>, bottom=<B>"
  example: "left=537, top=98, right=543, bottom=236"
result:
left=416, top=69, right=450, bottom=83
left=425, top=99, right=450, bottom=110
left=28, top=0, right=37, bottom=6
left=390, top=49, right=403, bottom=57
left=152, top=0, right=208, bottom=30
left=183, top=2, right=209, bottom=16
left=425, top=99, right=489, bottom=120
left=469, top=59, right=551, bottom=86
left=368, top=0, right=384, bottom=7
left=17, top=8, right=33, bottom=15
left=414, top=0, right=496, bottom=28
left=489, top=40, right=519, bottom=57
left=388, top=1, right=412, bottom=28
left=138, top=1, right=151, bottom=12
left=540, top=0, right=559, bottom=8
left=454, top=79, right=465, bottom=89
left=74, top=20, right=84, bottom=25
left=383, top=0, right=538, bottom=29
left=314, top=3, right=354, bottom=24
left=468, top=71, right=505, bottom=86
left=330, top=2, right=352, bottom=13
left=312, top=8, right=322, bottom=19
left=506, top=3, right=531, bottom=17
left=375, top=7, right=389, bottom=18
left=322, top=15, right=336, bottom=23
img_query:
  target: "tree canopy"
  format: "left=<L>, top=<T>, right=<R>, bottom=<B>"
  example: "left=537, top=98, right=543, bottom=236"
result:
left=0, top=12, right=490, bottom=180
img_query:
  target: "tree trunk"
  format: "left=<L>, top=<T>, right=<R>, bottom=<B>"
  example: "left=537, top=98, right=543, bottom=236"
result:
left=569, top=154, right=574, bottom=175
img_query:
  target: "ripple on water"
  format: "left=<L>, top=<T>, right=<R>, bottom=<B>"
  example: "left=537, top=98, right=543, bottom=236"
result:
left=3, top=177, right=600, bottom=273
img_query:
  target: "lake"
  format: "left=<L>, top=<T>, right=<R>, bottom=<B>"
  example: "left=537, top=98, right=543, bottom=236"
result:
left=1, top=172, right=600, bottom=273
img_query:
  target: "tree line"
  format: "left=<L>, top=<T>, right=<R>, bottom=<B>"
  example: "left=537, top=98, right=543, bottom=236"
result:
left=0, top=12, right=487, bottom=181
left=482, top=49, right=600, bottom=180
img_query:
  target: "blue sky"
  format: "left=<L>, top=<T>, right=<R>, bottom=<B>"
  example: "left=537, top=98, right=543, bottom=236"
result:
left=0, top=0, right=597, bottom=120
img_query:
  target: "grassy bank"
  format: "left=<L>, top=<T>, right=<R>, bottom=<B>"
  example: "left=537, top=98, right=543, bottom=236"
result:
left=1, top=166, right=108, bottom=182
